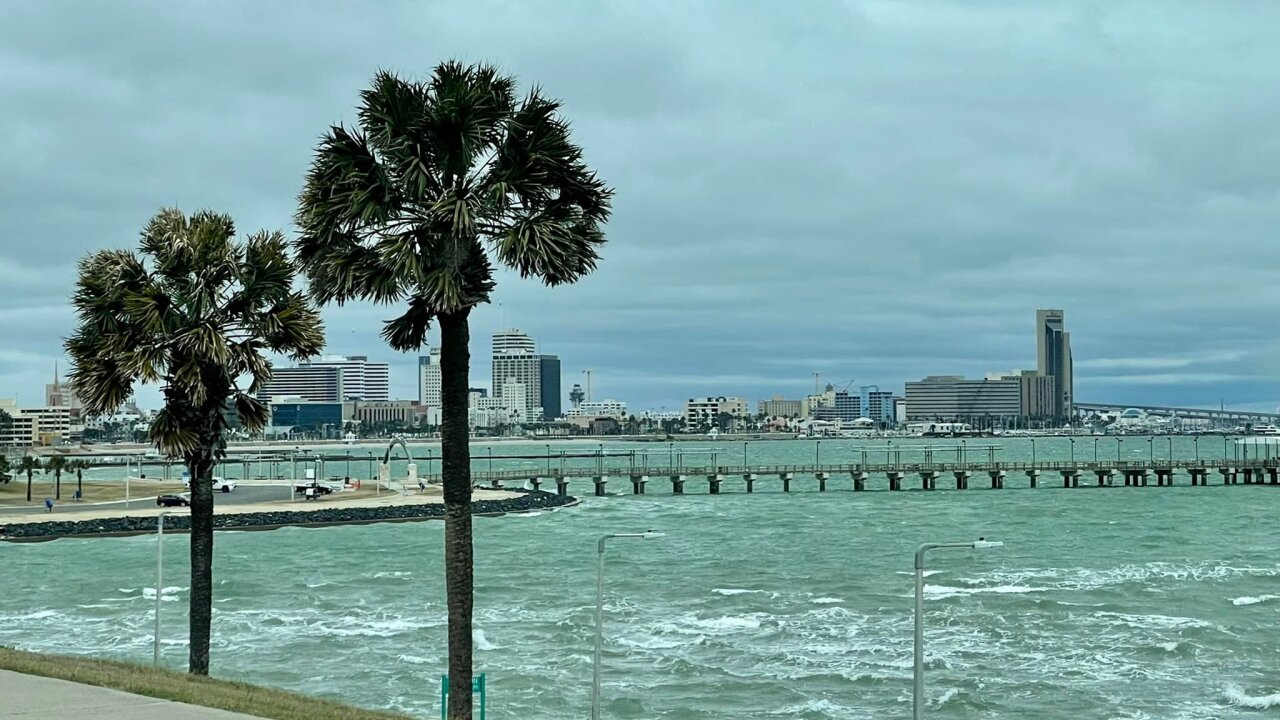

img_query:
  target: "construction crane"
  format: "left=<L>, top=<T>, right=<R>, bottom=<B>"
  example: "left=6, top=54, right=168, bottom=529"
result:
left=583, top=369, right=594, bottom=402
left=836, top=379, right=856, bottom=394
left=813, top=372, right=821, bottom=395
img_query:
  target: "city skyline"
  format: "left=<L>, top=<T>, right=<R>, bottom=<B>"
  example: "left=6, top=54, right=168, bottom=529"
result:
left=5, top=3, right=1280, bottom=412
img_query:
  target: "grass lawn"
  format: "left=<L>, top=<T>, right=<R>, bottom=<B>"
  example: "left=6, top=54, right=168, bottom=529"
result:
left=0, top=647, right=412, bottom=720
left=0, top=480, right=185, bottom=507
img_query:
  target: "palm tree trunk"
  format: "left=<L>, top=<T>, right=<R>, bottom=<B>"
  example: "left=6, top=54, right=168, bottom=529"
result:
left=76, top=469, right=83, bottom=500
left=187, top=449, right=216, bottom=675
left=440, top=309, right=474, bottom=720
left=55, top=470, right=61, bottom=500
left=25, top=470, right=31, bottom=502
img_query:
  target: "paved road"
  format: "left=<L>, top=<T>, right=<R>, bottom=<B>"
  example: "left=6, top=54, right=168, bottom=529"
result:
left=0, top=485, right=297, bottom=516
left=0, top=669, right=261, bottom=719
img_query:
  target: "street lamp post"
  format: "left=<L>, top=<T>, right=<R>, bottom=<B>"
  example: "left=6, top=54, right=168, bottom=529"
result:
left=914, top=539, right=1003, bottom=720
left=743, top=441, right=748, bottom=468
left=1117, top=438, right=1124, bottom=464
left=1093, top=437, right=1098, bottom=463
left=154, top=510, right=172, bottom=666
left=1030, top=439, right=1036, bottom=466
left=545, top=444, right=552, bottom=475
left=815, top=440, right=821, bottom=466
left=1194, top=435, right=1200, bottom=462
left=1069, top=438, right=1075, bottom=464
left=594, top=531, right=663, bottom=720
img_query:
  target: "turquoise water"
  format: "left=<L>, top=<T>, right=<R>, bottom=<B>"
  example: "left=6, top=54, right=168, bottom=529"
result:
left=4, top=438, right=1280, bottom=718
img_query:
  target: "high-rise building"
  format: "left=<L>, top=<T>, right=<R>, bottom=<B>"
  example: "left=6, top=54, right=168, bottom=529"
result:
left=758, top=396, right=804, bottom=418
left=539, top=355, right=562, bottom=420
left=301, top=355, right=389, bottom=401
left=492, top=329, right=536, bottom=355
left=258, top=366, right=344, bottom=403
left=418, top=349, right=442, bottom=409
left=1035, top=309, right=1073, bottom=419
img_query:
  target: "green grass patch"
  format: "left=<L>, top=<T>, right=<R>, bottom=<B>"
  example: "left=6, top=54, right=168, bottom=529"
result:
left=0, top=647, right=412, bottom=720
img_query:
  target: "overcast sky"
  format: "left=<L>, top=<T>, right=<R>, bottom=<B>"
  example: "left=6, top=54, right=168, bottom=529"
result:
left=4, top=1, right=1280, bottom=412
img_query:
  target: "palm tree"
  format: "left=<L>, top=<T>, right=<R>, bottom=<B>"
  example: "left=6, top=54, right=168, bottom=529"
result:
left=19, top=455, right=41, bottom=502
left=46, top=455, right=66, bottom=501
left=0, top=455, right=10, bottom=484
left=68, top=458, right=88, bottom=500
left=295, top=63, right=611, bottom=719
left=66, top=208, right=324, bottom=675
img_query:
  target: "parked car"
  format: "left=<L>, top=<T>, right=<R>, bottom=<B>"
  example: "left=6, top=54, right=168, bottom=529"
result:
left=182, top=477, right=237, bottom=493
left=156, top=493, right=191, bottom=507
left=294, top=481, right=337, bottom=496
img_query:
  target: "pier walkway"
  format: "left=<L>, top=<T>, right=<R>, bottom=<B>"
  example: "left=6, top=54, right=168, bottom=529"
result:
left=424, top=458, right=1280, bottom=496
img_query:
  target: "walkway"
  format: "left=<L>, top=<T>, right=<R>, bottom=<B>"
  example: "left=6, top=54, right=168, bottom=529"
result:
left=0, top=669, right=261, bottom=719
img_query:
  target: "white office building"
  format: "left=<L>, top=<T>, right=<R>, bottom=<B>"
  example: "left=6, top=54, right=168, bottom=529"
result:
left=684, top=396, right=750, bottom=427
left=418, top=349, right=442, bottom=409
left=301, top=355, right=389, bottom=401
left=566, top=399, right=628, bottom=418
left=258, top=365, right=344, bottom=403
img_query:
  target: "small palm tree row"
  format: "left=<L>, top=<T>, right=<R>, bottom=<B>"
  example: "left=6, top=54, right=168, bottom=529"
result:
left=295, top=61, right=611, bottom=719
left=66, top=209, right=325, bottom=675
left=19, top=455, right=41, bottom=502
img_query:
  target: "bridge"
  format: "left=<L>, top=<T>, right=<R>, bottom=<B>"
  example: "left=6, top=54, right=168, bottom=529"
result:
left=1075, top=402, right=1280, bottom=423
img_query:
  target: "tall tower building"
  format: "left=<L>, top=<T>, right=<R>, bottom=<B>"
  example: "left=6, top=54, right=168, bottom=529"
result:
left=539, top=355, right=562, bottom=420
left=301, top=355, right=390, bottom=401
left=258, top=365, right=344, bottom=403
left=492, top=329, right=542, bottom=420
left=1035, top=309, right=1073, bottom=419
left=418, top=349, right=442, bottom=408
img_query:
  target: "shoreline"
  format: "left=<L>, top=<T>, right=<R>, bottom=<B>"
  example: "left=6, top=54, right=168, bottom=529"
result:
left=0, top=489, right=578, bottom=542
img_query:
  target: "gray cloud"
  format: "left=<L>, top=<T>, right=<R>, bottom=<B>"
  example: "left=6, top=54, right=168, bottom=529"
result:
left=3, top=1, right=1280, bottom=412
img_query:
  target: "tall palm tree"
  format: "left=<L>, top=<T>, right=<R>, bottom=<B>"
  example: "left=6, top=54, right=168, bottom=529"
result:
left=19, top=455, right=41, bottom=502
left=295, top=63, right=611, bottom=719
left=66, top=208, right=324, bottom=675
left=46, top=455, right=66, bottom=501
left=0, top=455, right=10, bottom=485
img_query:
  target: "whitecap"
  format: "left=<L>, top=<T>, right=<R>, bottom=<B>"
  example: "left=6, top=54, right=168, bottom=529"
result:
left=934, top=687, right=960, bottom=706
left=924, top=584, right=1045, bottom=599
left=811, top=597, right=844, bottom=605
left=1223, top=684, right=1280, bottom=708
left=1232, top=594, right=1280, bottom=606
left=372, top=571, right=411, bottom=579
left=473, top=629, right=499, bottom=651
left=712, top=588, right=762, bottom=596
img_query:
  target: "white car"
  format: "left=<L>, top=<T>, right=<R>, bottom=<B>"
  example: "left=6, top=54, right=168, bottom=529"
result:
left=183, top=477, right=238, bottom=493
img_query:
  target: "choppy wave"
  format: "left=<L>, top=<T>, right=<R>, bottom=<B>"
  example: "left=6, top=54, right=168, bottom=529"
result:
left=1231, top=594, right=1280, bottom=606
left=473, top=629, right=499, bottom=651
left=1223, top=684, right=1280, bottom=708
left=925, top=584, right=1046, bottom=598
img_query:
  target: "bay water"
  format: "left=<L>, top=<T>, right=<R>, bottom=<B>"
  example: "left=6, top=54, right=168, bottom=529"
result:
left=3, top=437, right=1279, bottom=718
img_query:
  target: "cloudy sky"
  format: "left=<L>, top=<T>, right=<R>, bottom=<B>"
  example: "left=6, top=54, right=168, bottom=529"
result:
left=4, top=1, right=1280, bottom=412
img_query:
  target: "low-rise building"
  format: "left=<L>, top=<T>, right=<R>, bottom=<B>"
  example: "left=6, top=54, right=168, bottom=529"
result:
left=0, top=399, right=72, bottom=446
left=684, top=396, right=749, bottom=428
left=758, top=396, right=805, bottom=418
left=566, top=399, right=627, bottom=418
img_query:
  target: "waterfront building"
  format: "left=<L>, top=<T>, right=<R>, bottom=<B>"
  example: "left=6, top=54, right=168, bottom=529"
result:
left=809, top=386, right=896, bottom=426
left=258, top=365, right=344, bottom=403
left=1036, top=309, right=1073, bottom=419
left=354, top=400, right=418, bottom=427
left=759, top=396, right=805, bottom=418
left=301, top=355, right=389, bottom=401
left=566, top=399, right=627, bottom=418
left=0, top=399, right=71, bottom=446
left=684, top=396, right=749, bottom=428
left=905, top=375, right=1022, bottom=421
left=569, top=383, right=585, bottom=409
left=268, top=398, right=354, bottom=431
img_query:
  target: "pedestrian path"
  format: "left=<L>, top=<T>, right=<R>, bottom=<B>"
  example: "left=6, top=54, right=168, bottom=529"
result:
left=0, top=669, right=262, bottom=719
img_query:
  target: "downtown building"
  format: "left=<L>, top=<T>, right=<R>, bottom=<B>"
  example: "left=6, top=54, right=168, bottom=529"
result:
left=490, top=329, right=561, bottom=422
left=684, top=396, right=750, bottom=428
left=811, top=386, right=897, bottom=426
left=300, top=355, right=389, bottom=401
left=904, top=372, right=1055, bottom=425
left=1036, top=309, right=1073, bottom=420
left=258, top=365, right=345, bottom=403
